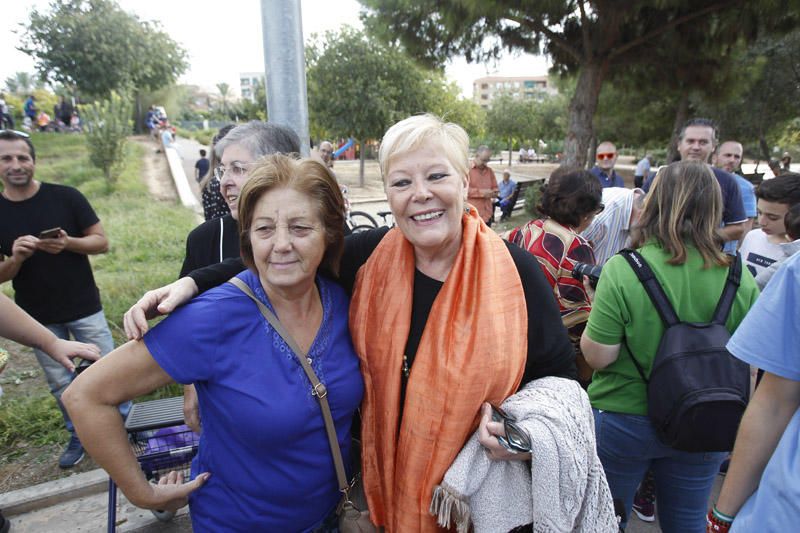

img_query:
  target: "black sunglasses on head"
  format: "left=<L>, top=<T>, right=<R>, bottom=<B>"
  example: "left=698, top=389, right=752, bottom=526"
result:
left=0, top=129, right=31, bottom=138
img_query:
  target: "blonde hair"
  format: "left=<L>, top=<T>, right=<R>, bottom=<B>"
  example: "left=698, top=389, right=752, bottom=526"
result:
left=237, top=154, right=346, bottom=276
left=634, top=161, right=728, bottom=267
left=378, top=114, right=469, bottom=179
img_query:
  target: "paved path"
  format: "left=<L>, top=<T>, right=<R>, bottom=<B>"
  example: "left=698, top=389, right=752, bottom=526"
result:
left=172, top=136, right=208, bottom=206
left=10, top=487, right=192, bottom=532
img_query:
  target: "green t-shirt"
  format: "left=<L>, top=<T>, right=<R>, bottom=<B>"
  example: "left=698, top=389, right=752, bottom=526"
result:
left=585, top=242, right=759, bottom=415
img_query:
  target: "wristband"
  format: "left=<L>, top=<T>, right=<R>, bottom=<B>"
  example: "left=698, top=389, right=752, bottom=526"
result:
left=706, top=507, right=733, bottom=533
left=713, top=505, right=735, bottom=523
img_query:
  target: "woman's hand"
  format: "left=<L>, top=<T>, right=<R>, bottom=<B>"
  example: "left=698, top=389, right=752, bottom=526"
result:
left=123, top=278, right=199, bottom=340
left=477, top=403, right=531, bottom=461
left=136, top=471, right=210, bottom=511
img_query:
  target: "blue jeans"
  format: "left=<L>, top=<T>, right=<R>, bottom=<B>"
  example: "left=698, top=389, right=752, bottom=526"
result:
left=32, top=309, right=132, bottom=436
left=593, top=409, right=725, bottom=533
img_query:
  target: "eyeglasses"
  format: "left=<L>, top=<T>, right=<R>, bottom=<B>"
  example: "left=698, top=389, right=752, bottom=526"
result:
left=490, top=405, right=532, bottom=454
left=596, top=152, right=616, bottom=161
left=213, top=162, right=251, bottom=180
left=0, top=129, right=31, bottom=138
left=595, top=203, right=605, bottom=215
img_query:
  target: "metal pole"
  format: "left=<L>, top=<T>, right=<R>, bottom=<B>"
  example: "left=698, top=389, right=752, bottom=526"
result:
left=260, top=0, right=310, bottom=156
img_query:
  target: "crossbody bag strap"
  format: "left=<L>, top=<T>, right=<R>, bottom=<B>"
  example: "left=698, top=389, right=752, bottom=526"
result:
left=227, top=277, right=351, bottom=498
left=711, top=253, right=742, bottom=325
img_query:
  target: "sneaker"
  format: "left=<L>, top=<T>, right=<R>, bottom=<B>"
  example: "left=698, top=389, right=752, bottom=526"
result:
left=59, top=434, right=85, bottom=469
left=632, top=492, right=655, bottom=523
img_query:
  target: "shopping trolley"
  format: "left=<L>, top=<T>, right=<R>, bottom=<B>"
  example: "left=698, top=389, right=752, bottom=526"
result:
left=107, top=395, right=199, bottom=532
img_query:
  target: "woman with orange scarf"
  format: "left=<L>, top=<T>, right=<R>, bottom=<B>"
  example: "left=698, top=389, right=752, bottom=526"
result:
left=122, top=115, right=577, bottom=531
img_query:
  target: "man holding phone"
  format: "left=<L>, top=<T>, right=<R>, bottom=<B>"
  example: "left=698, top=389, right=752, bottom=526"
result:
left=0, top=130, right=130, bottom=468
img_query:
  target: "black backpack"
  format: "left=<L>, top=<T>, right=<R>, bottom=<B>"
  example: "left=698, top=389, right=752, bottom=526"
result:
left=620, top=250, right=750, bottom=452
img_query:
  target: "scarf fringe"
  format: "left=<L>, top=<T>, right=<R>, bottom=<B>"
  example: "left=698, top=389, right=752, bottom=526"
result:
left=429, top=484, right=472, bottom=533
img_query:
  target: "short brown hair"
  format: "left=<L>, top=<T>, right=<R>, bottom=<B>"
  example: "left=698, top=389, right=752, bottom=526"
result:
left=237, top=154, right=346, bottom=277
left=538, top=168, right=602, bottom=227
left=634, top=161, right=728, bottom=267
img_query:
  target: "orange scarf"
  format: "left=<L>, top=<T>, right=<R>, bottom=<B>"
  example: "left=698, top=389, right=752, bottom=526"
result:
left=349, top=207, right=528, bottom=532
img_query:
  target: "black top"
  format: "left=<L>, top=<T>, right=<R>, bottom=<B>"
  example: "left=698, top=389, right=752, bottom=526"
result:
left=179, top=214, right=240, bottom=278
left=0, top=182, right=102, bottom=323
left=190, top=226, right=576, bottom=385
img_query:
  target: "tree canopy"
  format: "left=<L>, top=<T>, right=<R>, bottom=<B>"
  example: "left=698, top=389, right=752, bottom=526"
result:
left=307, top=26, right=432, bottom=143
left=360, top=0, right=796, bottom=167
left=19, top=0, right=188, bottom=98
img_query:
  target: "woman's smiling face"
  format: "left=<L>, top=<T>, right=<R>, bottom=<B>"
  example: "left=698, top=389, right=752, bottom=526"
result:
left=248, top=187, right=326, bottom=292
left=384, top=144, right=468, bottom=256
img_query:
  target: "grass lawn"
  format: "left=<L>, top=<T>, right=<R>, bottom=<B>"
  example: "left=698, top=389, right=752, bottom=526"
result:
left=0, top=132, right=196, bottom=458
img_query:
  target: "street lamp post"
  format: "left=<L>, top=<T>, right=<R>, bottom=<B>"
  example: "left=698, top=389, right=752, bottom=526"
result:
left=260, top=0, right=310, bottom=156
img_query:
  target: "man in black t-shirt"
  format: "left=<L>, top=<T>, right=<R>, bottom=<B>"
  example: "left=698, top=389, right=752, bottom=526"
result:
left=0, top=130, right=131, bottom=469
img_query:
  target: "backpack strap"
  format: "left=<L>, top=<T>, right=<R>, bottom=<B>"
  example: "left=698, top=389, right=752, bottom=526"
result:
left=711, top=253, right=742, bottom=325
left=619, top=249, right=682, bottom=385
left=619, top=250, right=680, bottom=327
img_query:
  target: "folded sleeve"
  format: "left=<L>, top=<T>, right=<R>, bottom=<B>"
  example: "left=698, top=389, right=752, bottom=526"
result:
left=727, top=254, right=800, bottom=381
left=143, top=293, right=224, bottom=384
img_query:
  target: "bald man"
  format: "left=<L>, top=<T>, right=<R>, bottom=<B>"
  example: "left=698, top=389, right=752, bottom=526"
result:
left=590, top=141, right=624, bottom=188
left=319, top=141, right=335, bottom=169
left=713, top=140, right=757, bottom=238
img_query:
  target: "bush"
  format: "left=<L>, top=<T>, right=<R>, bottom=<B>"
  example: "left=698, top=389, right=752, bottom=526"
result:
left=523, top=181, right=544, bottom=220
left=83, top=91, right=133, bottom=191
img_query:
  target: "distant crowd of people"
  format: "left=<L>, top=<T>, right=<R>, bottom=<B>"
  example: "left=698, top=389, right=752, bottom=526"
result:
left=1, top=110, right=798, bottom=533
left=1, top=94, right=84, bottom=133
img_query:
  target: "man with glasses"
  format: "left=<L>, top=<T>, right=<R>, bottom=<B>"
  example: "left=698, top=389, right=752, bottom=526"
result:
left=0, top=129, right=131, bottom=468
left=590, top=141, right=624, bottom=188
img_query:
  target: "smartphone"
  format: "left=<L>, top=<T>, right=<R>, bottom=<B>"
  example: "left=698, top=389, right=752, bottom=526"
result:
left=39, top=227, right=62, bottom=239
left=73, top=358, right=94, bottom=377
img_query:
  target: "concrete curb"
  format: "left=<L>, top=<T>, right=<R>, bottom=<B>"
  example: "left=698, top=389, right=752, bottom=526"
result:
left=164, top=145, right=201, bottom=214
left=0, top=468, right=109, bottom=516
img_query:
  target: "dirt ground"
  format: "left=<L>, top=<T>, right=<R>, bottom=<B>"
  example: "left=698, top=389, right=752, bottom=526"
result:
left=0, top=338, right=101, bottom=493
left=133, top=136, right=178, bottom=202
left=0, top=137, right=175, bottom=494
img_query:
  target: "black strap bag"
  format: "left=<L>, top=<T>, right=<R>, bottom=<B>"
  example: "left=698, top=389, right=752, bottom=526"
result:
left=620, top=250, right=750, bottom=452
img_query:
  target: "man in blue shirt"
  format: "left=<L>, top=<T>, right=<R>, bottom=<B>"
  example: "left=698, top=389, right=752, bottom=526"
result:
left=643, top=119, right=747, bottom=246
left=634, top=154, right=653, bottom=188
left=712, top=252, right=800, bottom=531
left=713, top=140, right=757, bottom=238
left=493, top=168, right=517, bottom=221
left=590, top=141, right=624, bottom=188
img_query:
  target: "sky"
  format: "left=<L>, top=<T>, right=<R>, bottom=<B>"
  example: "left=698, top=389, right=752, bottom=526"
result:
left=1, top=0, right=550, bottom=98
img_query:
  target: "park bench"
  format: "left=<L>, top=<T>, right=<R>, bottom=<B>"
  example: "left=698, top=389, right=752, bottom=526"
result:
left=510, top=179, right=541, bottom=213
left=494, top=178, right=542, bottom=221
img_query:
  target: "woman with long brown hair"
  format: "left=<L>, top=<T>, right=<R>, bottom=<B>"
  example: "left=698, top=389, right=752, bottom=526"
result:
left=580, top=161, right=759, bottom=532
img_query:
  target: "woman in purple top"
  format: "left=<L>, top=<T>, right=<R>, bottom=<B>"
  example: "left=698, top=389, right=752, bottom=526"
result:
left=63, top=155, right=364, bottom=532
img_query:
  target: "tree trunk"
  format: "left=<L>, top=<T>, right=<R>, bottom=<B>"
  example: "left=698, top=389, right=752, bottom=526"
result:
left=508, top=138, right=513, bottom=166
left=587, top=134, right=598, bottom=168
left=758, top=135, right=770, bottom=161
left=563, top=62, right=606, bottom=169
left=358, top=138, right=366, bottom=187
left=134, top=92, right=142, bottom=134
left=666, top=93, right=690, bottom=163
